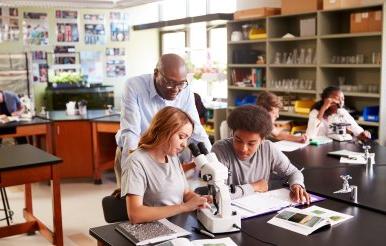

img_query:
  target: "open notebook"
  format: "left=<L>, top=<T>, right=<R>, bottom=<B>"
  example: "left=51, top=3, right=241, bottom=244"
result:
left=115, top=219, right=190, bottom=246
left=231, top=188, right=325, bottom=219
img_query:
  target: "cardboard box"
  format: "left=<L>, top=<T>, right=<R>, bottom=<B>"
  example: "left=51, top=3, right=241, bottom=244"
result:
left=350, top=12, right=370, bottom=33
left=234, top=8, right=280, bottom=20
left=324, top=0, right=361, bottom=10
left=369, top=10, right=382, bottom=32
left=282, top=0, right=323, bottom=14
left=300, top=17, right=316, bottom=36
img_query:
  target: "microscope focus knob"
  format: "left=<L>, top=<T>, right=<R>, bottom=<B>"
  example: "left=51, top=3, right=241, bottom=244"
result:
left=203, top=174, right=212, bottom=182
left=230, top=184, right=236, bottom=194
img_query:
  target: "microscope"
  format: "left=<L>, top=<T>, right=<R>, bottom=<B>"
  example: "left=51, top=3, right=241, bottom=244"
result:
left=328, top=108, right=352, bottom=142
left=188, top=143, right=241, bottom=234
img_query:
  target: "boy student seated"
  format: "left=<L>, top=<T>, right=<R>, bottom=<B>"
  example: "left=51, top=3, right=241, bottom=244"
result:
left=212, top=105, right=310, bottom=203
left=121, top=106, right=211, bottom=224
left=256, top=91, right=307, bottom=143
left=306, top=86, right=371, bottom=142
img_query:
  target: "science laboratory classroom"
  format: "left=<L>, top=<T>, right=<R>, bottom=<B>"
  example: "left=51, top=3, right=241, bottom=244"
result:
left=1, top=0, right=386, bottom=245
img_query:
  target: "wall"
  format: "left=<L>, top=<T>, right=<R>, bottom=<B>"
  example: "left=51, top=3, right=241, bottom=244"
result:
left=0, top=5, right=159, bottom=110
left=236, top=0, right=281, bottom=10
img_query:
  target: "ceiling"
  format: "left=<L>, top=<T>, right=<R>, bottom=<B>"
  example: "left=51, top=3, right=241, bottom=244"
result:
left=0, top=0, right=163, bottom=9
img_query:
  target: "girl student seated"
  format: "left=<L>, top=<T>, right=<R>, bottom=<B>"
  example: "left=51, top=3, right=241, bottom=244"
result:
left=256, top=91, right=307, bottom=143
left=306, top=86, right=371, bottom=142
left=121, top=106, right=211, bottom=224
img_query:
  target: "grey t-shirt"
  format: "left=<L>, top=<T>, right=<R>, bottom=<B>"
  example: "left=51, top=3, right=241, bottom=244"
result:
left=121, top=148, right=188, bottom=206
left=212, top=138, right=304, bottom=199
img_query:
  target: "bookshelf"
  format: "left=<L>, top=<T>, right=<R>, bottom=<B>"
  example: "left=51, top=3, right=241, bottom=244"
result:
left=227, top=3, right=385, bottom=143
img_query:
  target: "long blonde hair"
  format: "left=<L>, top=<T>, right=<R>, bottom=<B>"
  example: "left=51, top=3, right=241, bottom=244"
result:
left=139, top=106, right=194, bottom=150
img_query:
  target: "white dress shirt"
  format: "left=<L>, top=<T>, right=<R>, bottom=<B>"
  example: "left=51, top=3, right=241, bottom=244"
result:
left=306, top=108, right=364, bottom=138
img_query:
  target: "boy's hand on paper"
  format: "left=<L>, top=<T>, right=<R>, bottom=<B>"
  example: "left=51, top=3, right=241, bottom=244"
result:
left=290, top=184, right=310, bottom=205
left=252, top=179, right=268, bottom=192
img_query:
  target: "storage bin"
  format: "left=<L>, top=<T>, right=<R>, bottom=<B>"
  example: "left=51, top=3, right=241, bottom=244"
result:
left=362, top=106, right=379, bottom=122
left=235, top=95, right=257, bottom=106
left=294, top=99, right=315, bottom=114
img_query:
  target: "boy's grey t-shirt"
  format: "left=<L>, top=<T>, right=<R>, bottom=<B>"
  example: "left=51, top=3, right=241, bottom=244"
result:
left=121, top=148, right=188, bottom=206
left=212, top=138, right=304, bottom=199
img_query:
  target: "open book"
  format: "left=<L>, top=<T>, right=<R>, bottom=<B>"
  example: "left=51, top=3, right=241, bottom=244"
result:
left=156, top=237, right=237, bottom=246
left=231, top=188, right=325, bottom=219
left=268, top=205, right=353, bottom=235
left=328, top=149, right=375, bottom=164
left=115, top=219, right=191, bottom=246
left=274, top=140, right=309, bottom=152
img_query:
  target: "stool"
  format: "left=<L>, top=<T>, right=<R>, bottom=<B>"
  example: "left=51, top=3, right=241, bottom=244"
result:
left=0, top=187, right=14, bottom=226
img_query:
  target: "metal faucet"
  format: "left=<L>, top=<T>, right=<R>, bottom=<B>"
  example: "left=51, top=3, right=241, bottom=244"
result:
left=333, top=175, right=358, bottom=202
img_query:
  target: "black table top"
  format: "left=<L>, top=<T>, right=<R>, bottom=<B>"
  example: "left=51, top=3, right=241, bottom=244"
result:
left=40, top=110, right=110, bottom=121
left=285, top=141, right=386, bottom=168
left=303, top=165, right=386, bottom=214
left=0, top=117, right=51, bottom=131
left=0, top=144, right=61, bottom=171
left=91, top=114, right=120, bottom=123
left=90, top=199, right=386, bottom=246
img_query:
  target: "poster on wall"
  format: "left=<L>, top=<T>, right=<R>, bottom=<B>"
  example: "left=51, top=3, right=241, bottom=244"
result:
left=31, top=51, right=48, bottom=83
left=106, top=47, right=126, bottom=78
left=56, top=10, right=79, bottom=43
left=110, top=12, right=129, bottom=42
left=23, top=12, right=49, bottom=46
left=80, top=51, right=103, bottom=84
left=84, top=14, right=105, bottom=45
left=0, top=7, right=20, bottom=42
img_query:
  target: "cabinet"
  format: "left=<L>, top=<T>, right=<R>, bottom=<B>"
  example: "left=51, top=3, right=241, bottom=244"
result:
left=0, top=53, right=29, bottom=96
left=53, top=121, right=93, bottom=178
left=204, top=107, right=227, bottom=142
left=227, top=3, right=385, bottom=143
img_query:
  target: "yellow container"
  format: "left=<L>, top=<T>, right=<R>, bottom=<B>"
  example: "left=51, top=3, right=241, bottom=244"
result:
left=294, top=99, right=315, bottom=114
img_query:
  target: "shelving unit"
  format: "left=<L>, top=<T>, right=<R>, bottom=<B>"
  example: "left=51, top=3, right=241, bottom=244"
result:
left=203, top=107, right=226, bottom=142
left=0, top=53, right=29, bottom=96
left=227, top=3, right=385, bottom=143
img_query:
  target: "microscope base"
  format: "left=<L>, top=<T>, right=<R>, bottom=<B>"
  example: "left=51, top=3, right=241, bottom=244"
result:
left=197, top=208, right=241, bottom=234
left=328, top=134, right=352, bottom=142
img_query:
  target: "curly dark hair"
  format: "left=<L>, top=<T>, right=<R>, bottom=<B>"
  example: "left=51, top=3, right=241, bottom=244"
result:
left=227, top=105, right=273, bottom=138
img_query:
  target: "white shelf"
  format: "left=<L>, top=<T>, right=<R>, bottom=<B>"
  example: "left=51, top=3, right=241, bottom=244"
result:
left=342, top=92, right=380, bottom=98
left=356, top=120, right=379, bottom=127
left=228, top=64, right=266, bottom=68
left=228, top=39, right=266, bottom=44
left=228, top=86, right=265, bottom=91
left=269, top=64, right=317, bottom=68
left=320, top=32, right=382, bottom=39
left=269, top=36, right=317, bottom=42
left=267, top=88, right=317, bottom=94
left=279, top=111, right=309, bottom=119
left=51, top=64, right=80, bottom=69
left=320, top=64, right=381, bottom=68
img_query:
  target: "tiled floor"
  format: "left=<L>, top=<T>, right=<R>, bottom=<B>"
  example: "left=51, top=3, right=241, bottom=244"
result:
left=1, top=170, right=204, bottom=245
left=1, top=173, right=117, bottom=246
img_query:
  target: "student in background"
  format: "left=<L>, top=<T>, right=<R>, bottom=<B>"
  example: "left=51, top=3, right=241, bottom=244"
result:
left=121, top=107, right=210, bottom=224
left=0, top=90, right=26, bottom=144
left=212, top=105, right=309, bottom=203
left=306, top=86, right=371, bottom=142
left=256, top=91, right=307, bottom=143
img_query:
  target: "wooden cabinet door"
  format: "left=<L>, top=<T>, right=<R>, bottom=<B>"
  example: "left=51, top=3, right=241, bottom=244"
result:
left=53, top=121, right=93, bottom=178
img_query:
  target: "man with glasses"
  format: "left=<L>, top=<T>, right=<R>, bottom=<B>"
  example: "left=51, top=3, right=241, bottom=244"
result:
left=114, top=53, right=211, bottom=190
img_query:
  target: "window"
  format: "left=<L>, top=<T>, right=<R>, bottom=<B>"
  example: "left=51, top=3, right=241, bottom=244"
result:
left=160, top=0, right=187, bottom=21
left=161, top=31, right=186, bottom=57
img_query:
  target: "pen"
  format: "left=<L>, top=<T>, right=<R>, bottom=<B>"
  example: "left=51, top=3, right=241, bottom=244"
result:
left=299, top=167, right=304, bottom=172
left=192, top=227, right=215, bottom=238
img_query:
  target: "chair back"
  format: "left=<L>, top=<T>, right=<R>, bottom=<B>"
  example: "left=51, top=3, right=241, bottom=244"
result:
left=101, top=195, right=128, bottom=223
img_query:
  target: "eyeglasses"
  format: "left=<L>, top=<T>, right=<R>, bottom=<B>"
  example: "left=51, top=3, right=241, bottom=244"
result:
left=159, top=72, right=188, bottom=90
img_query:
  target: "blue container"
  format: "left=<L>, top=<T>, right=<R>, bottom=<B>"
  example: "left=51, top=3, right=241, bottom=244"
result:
left=235, top=95, right=257, bottom=106
left=362, top=106, right=379, bottom=122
